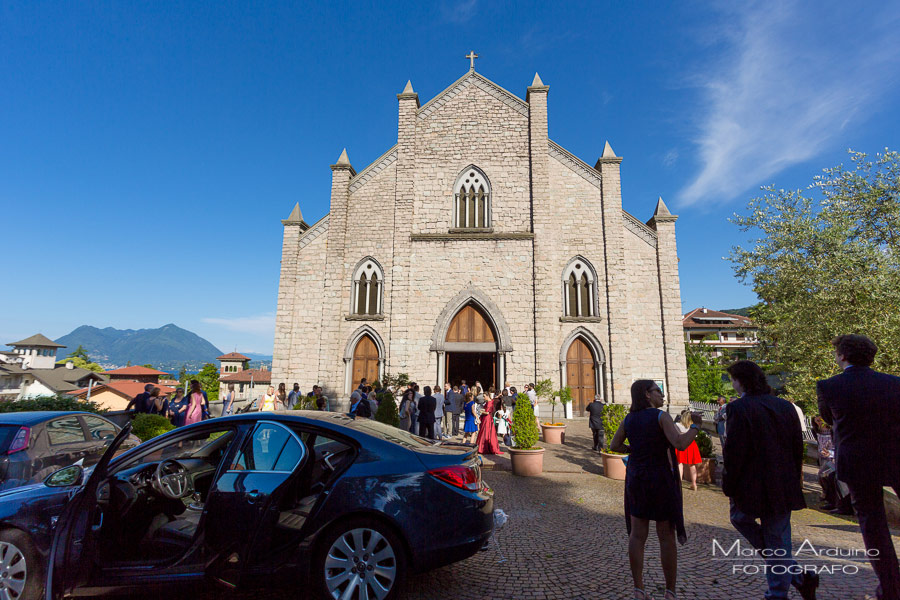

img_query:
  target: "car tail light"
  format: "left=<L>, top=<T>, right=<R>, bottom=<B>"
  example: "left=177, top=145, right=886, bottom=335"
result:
left=7, top=427, right=30, bottom=454
left=428, top=465, right=481, bottom=491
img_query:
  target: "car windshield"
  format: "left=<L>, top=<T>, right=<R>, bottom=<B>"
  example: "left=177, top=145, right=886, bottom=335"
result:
left=345, top=418, right=436, bottom=449
left=0, top=425, right=22, bottom=453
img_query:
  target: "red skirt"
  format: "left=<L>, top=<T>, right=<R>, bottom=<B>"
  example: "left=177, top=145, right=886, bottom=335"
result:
left=675, top=441, right=701, bottom=465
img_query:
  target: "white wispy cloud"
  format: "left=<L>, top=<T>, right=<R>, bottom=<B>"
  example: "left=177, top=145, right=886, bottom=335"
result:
left=679, top=1, right=900, bottom=206
left=202, top=313, right=275, bottom=336
left=440, top=0, right=478, bottom=24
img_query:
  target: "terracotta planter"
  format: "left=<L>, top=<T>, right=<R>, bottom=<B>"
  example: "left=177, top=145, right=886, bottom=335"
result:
left=509, top=447, right=545, bottom=477
left=684, top=458, right=717, bottom=484
left=600, top=452, right=627, bottom=480
left=541, top=424, right=567, bottom=444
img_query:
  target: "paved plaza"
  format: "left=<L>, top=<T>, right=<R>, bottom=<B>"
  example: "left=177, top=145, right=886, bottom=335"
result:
left=184, top=420, right=898, bottom=600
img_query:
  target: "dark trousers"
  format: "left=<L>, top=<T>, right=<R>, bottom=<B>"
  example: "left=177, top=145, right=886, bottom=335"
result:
left=590, top=427, right=606, bottom=451
left=419, top=422, right=434, bottom=439
left=451, top=412, right=461, bottom=436
left=848, top=477, right=900, bottom=600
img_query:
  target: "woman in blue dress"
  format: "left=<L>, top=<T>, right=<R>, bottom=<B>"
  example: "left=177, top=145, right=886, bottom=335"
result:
left=462, top=392, right=478, bottom=444
left=610, top=380, right=701, bottom=600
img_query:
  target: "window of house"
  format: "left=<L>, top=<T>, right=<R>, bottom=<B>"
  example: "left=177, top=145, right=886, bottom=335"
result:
left=562, top=259, right=596, bottom=317
left=453, top=167, right=491, bottom=228
left=352, top=258, right=383, bottom=315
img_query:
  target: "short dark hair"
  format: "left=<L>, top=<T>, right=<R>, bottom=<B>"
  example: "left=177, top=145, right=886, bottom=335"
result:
left=832, top=334, right=877, bottom=367
left=726, top=360, right=771, bottom=395
left=630, top=380, right=656, bottom=412
left=424, top=386, right=432, bottom=396
left=190, top=379, right=200, bottom=386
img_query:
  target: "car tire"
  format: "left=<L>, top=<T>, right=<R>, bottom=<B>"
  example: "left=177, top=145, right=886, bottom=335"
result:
left=0, top=528, right=42, bottom=600
left=312, top=517, right=406, bottom=600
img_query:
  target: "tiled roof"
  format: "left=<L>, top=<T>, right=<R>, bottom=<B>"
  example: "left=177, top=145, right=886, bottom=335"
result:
left=219, top=368, right=271, bottom=384
left=217, top=352, right=250, bottom=361
left=683, top=308, right=756, bottom=329
left=0, top=364, right=107, bottom=393
left=105, top=366, right=170, bottom=377
left=69, top=380, right=177, bottom=399
left=7, top=333, right=66, bottom=348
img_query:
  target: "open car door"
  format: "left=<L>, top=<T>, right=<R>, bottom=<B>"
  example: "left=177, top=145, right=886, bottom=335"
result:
left=45, top=422, right=135, bottom=600
left=202, top=420, right=307, bottom=588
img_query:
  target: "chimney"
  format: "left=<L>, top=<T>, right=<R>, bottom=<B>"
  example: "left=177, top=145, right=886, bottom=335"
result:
left=702, top=308, right=708, bottom=314
left=66, top=360, right=74, bottom=369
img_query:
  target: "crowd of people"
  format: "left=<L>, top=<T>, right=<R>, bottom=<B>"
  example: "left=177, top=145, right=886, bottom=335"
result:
left=392, top=380, right=543, bottom=453
left=126, top=379, right=210, bottom=426
left=616, top=334, right=900, bottom=600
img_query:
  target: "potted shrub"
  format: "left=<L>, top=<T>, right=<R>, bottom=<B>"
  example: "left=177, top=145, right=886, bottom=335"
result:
left=508, top=393, right=544, bottom=476
left=599, top=404, right=628, bottom=480
left=692, top=429, right=717, bottom=484
left=538, top=380, right=567, bottom=444
left=374, top=391, right=400, bottom=427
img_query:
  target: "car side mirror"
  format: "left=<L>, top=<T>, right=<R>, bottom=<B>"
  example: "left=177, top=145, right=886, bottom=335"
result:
left=44, top=464, right=84, bottom=488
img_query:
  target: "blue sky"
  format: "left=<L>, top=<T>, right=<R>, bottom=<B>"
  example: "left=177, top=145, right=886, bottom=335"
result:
left=2, top=1, right=899, bottom=355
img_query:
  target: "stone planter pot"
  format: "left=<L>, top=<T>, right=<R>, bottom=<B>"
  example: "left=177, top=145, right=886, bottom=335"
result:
left=685, top=457, right=717, bottom=484
left=509, top=447, right=545, bottom=477
left=600, top=452, right=627, bottom=480
left=541, top=424, right=567, bottom=444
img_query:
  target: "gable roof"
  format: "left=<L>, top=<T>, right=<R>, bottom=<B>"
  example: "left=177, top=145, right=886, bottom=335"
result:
left=417, top=70, right=529, bottom=121
left=217, top=352, right=250, bottom=361
left=7, top=334, right=65, bottom=348
left=68, top=380, right=177, bottom=400
left=683, top=308, right=756, bottom=329
left=105, top=366, right=170, bottom=377
left=220, top=368, right=271, bottom=384
left=14, top=365, right=107, bottom=393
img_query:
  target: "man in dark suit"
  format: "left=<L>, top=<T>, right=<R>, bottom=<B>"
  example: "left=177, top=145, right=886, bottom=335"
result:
left=416, top=386, right=437, bottom=440
left=723, top=360, right=818, bottom=600
left=585, top=394, right=606, bottom=452
left=818, top=334, right=900, bottom=600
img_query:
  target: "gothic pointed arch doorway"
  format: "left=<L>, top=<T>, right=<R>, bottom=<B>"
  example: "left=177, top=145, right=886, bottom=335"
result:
left=444, top=303, right=497, bottom=390
left=560, top=328, right=606, bottom=417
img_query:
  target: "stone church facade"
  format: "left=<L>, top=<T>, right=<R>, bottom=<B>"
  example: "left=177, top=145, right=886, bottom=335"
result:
left=272, top=66, right=688, bottom=416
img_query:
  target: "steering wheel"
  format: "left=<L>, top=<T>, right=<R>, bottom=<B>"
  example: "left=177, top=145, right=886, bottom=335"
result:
left=152, top=459, right=193, bottom=499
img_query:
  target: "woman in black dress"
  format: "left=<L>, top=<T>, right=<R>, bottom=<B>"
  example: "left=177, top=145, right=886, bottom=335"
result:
left=610, top=380, right=702, bottom=600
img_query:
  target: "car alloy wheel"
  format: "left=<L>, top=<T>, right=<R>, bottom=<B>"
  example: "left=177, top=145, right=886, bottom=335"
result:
left=0, top=541, right=27, bottom=600
left=324, top=527, right=398, bottom=600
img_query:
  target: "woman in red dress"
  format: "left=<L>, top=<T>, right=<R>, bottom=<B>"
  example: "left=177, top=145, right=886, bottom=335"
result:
left=475, top=390, right=502, bottom=455
left=674, top=408, right=702, bottom=490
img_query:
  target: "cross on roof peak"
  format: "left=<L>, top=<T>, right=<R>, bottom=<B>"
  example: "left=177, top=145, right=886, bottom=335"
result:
left=466, top=50, right=479, bottom=71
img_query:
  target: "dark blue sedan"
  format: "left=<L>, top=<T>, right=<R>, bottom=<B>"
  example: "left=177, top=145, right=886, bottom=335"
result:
left=0, top=411, right=493, bottom=600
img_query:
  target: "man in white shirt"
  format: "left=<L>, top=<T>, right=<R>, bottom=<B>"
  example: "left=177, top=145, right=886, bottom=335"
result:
left=526, top=383, right=539, bottom=424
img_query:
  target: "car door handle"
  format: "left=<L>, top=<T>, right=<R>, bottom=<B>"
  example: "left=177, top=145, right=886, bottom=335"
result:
left=247, top=490, right=261, bottom=504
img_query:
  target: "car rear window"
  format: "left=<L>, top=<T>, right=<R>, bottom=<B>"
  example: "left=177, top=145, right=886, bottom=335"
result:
left=0, top=426, right=21, bottom=452
left=346, top=419, right=437, bottom=449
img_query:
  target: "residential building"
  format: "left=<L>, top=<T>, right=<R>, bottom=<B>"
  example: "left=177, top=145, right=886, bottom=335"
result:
left=0, top=334, right=106, bottom=400
left=682, top=308, right=759, bottom=359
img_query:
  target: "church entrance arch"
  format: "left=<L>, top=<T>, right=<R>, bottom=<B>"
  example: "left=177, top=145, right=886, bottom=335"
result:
left=444, top=304, right=497, bottom=390
left=560, top=328, right=606, bottom=417
left=343, top=326, right=386, bottom=394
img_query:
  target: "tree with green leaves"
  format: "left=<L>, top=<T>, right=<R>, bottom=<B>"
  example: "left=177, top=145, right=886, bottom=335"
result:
left=57, top=355, right=104, bottom=373
left=729, top=149, right=900, bottom=414
left=67, top=345, right=90, bottom=361
left=684, top=342, right=731, bottom=403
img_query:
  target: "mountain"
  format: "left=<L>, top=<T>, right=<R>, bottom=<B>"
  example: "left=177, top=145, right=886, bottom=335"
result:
left=720, top=306, right=755, bottom=317
left=55, top=324, right=223, bottom=371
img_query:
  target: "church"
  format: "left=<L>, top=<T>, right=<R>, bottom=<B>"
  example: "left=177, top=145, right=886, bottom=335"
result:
left=272, top=59, right=688, bottom=416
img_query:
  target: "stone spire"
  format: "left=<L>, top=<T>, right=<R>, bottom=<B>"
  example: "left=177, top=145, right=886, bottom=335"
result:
left=335, top=148, right=351, bottom=167
left=531, top=72, right=544, bottom=87
left=654, top=196, right=672, bottom=217
left=402, top=80, right=414, bottom=94
left=602, top=141, right=617, bottom=158
left=648, top=196, right=678, bottom=228
left=281, top=202, right=308, bottom=228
